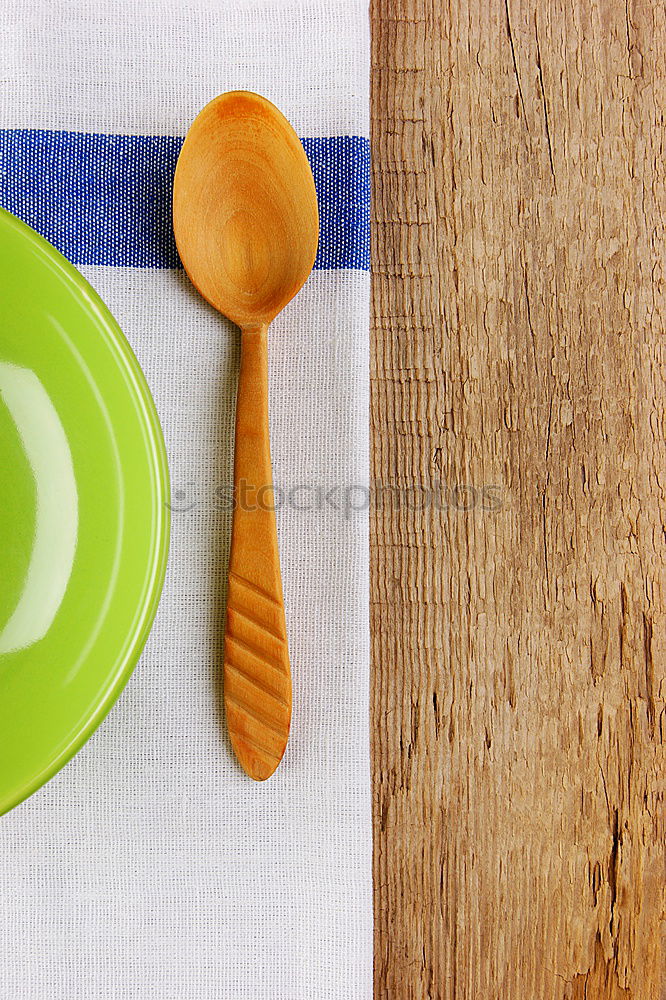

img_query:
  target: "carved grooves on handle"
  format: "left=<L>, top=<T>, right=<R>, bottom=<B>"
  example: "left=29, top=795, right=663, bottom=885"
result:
left=224, top=570, right=291, bottom=779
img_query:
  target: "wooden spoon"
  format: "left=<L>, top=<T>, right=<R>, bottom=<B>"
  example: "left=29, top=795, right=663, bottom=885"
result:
left=173, top=92, right=319, bottom=780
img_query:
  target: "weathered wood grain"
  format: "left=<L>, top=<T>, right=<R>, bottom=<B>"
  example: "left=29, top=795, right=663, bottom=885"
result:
left=369, top=2, right=665, bottom=998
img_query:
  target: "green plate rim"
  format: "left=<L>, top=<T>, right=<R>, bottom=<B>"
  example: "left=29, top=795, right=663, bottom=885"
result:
left=0, top=207, right=171, bottom=816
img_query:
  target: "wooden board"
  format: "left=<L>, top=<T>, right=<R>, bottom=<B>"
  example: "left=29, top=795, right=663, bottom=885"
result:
left=369, top=2, right=665, bottom=998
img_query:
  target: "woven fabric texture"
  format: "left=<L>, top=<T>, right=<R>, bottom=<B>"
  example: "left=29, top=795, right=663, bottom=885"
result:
left=0, top=2, right=372, bottom=998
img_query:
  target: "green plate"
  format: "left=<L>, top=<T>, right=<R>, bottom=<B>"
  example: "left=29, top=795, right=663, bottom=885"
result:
left=0, top=209, right=170, bottom=815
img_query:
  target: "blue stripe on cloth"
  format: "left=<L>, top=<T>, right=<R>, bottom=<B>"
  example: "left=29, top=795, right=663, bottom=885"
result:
left=0, top=129, right=370, bottom=271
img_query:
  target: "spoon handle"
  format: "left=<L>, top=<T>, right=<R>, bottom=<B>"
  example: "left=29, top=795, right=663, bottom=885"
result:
left=224, top=324, right=292, bottom=780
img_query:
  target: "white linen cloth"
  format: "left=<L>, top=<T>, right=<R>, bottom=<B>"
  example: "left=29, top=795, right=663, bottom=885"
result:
left=0, top=2, right=372, bottom=997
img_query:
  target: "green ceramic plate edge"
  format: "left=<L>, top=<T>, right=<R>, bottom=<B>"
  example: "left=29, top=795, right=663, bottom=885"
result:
left=0, top=208, right=171, bottom=816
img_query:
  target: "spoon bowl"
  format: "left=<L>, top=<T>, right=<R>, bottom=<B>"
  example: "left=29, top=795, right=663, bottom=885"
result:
left=173, top=92, right=319, bottom=780
left=173, top=91, right=319, bottom=327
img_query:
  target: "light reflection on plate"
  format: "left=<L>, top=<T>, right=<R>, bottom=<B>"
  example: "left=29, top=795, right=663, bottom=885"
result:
left=0, top=362, right=78, bottom=655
